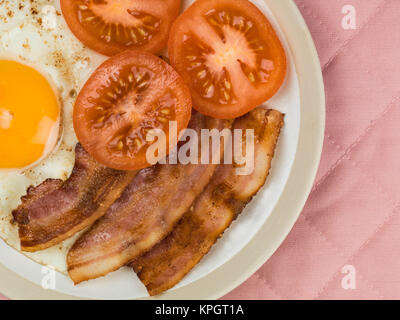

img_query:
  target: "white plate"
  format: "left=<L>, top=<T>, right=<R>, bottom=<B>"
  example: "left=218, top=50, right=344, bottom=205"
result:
left=0, top=0, right=325, bottom=300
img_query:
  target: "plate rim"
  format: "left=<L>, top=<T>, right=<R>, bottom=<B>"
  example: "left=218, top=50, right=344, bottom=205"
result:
left=0, top=0, right=325, bottom=300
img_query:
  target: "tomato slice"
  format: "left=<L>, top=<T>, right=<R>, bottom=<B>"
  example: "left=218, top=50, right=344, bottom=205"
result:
left=168, top=0, right=287, bottom=119
left=61, top=0, right=180, bottom=56
left=73, top=50, right=192, bottom=171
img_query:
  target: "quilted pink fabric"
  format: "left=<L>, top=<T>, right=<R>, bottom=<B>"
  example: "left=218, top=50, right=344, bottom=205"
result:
left=223, top=0, right=400, bottom=300
left=1, top=0, right=399, bottom=300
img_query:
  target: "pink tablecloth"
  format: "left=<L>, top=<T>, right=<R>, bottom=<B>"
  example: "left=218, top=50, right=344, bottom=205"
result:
left=2, top=0, right=400, bottom=300
left=223, top=0, right=400, bottom=300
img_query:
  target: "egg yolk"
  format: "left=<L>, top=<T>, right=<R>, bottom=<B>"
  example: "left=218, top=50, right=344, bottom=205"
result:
left=0, top=60, right=60, bottom=169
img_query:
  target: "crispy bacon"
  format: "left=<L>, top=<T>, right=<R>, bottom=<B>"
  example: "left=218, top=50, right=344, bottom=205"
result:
left=12, top=144, right=137, bottom=252
left=67, top=113, right=232, bottom=284
left=131, top=108, right=284, bottom=296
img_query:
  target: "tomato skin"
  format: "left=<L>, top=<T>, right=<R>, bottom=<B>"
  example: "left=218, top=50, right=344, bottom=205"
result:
left=168, top=0, right=287, bottom=119
left=61, top=0, right=181, bottom=56
left=73, top=50, right=192, bottom=171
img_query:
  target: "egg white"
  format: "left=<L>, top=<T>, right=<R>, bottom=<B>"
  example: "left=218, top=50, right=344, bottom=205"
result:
left=0, top=0, right=107, bottom=273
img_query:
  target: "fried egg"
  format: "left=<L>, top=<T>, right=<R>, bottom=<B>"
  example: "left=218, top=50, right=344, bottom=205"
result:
left=0, top=59, right=60, bottom=170
left=0, top=0, right=106, bottom=272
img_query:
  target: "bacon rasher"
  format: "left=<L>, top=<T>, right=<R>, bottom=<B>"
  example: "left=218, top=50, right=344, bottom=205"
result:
left=12, top=144, right=137, bottom=252
left=131, top=108, right=284, bottom=296
left=67, top=113, right=231, bottom=284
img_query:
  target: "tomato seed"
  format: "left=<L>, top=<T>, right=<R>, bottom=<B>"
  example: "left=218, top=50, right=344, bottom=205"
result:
left=117, top=141, right=124, bottom=151
left=248, top=72, right=255, bottom=83
left=157, top=117, right=168, bottom=123
left=134, top=138, right=142, bottom=149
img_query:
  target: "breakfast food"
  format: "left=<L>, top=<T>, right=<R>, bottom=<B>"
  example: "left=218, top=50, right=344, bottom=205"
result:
left=61, top=0, right=181, bottom=56
left=0, top=60, right=60, bottom=170
left=0, top=0, right=288, bottom=297
left=0, top=0, right=107, bottom=271
left=168, top=0, right=287, bottom=119
left=132, top=108, right=284, bottom=296
left=73, top=50, right=192, bottom=171
left=67, top=113, right=231, bottom=284
left=12, top=144, right=136, bottom=252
